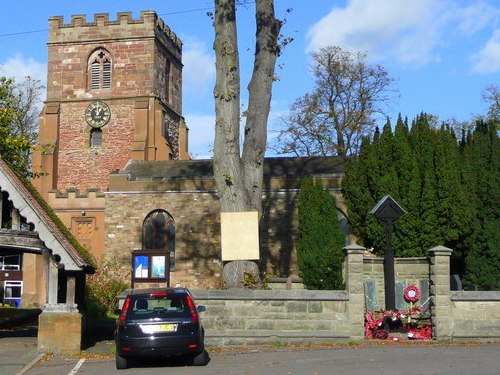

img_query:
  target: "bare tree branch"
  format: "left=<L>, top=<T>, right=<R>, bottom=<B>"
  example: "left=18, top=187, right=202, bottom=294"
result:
left=272, top=46, right=397, bottom=157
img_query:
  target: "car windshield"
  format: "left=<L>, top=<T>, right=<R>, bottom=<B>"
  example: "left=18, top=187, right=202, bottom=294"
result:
left=126, top=293, right=189, bottom=319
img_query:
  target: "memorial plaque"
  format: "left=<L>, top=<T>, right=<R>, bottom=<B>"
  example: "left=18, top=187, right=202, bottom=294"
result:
left=221, top=211, right=259, bottom=261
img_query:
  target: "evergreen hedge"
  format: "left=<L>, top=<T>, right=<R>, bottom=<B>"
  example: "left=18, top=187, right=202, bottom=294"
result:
left=297, top=177, right=345, bottom=290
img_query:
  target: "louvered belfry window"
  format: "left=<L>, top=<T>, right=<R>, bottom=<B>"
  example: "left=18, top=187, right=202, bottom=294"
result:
left=89, top=49, right=112, bottom=90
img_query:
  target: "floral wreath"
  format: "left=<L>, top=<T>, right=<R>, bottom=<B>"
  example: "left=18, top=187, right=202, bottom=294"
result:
left=404, top=285, right=421, bottom=303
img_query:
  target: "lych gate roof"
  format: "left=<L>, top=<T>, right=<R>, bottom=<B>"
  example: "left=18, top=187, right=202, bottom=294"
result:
left=0, top=156, right=94, bottom=272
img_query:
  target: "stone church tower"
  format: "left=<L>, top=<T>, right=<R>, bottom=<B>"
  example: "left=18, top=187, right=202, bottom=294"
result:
left=32, top=11, right=189, bottom=259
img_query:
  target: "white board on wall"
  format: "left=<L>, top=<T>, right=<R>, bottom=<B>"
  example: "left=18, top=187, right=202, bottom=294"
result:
left=220, top=211, right=260, bottom=261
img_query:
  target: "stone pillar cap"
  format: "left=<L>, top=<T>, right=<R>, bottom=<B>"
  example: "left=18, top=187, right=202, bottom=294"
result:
left=428, top=245, right=453, bottom=255
left=343, top=243, right=366, bottom=254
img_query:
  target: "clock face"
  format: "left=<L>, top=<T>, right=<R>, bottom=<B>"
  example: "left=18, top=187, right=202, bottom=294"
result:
left=85, top=101, right=111, bottom=128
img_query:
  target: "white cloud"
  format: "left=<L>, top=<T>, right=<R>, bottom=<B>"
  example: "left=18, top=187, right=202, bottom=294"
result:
left=472, top=29, right=500, bottom=74
left=306, top=0, right=443, bottom=66
left=305, top=0, right=500, bottom=69
left=182, top=37, right=215, bottom=96
left=184, top=113, right=214, bottom=159
left=0, top=54, right=47, bottom=87
left=453, top=1, right=500, bottom=36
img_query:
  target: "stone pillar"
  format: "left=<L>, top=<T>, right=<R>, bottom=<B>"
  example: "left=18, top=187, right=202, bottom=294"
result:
left=0, top=191, right=3, bottom=226
left=38, top=260, right=82, bottom=354
left=11, top=208, right=21, bottom=230
left=66, top=276, right=77, bottom=308
left=47, top=258, right=59, bottom=305
left=428, top=245, right=453, bottom=340
left=344, top=243, right=366, bottom=341
left=38, top=311, right=82, bottom=354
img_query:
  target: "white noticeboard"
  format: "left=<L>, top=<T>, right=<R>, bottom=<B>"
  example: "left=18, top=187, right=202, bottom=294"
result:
left=221, top=211, right=260, bottom=261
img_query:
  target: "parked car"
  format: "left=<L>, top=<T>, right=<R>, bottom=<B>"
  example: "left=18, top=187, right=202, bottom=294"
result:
left=114, top=287, right=207, bottom=369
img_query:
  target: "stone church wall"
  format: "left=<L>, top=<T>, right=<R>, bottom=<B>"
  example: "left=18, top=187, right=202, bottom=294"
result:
left=105, top=182, right=344, bottom=289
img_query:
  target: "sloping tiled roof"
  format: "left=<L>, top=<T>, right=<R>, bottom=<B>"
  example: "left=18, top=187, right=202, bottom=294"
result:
left=118, top=157, right=344, bottom=181
left=0, top=155, right=95, bottom=272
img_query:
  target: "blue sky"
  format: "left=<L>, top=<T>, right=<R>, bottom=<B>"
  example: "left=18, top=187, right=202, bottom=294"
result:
left=1, top=0, right=499, bottom=158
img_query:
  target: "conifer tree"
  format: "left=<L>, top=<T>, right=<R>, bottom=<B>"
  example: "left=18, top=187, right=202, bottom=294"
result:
left=297, top=177, right=345, bottom=289
left=463, top=120, right=500, bottom=290
left=391, top=115, right=421, bottom=256
left=361, top=127, right=386, bottom=250
left=365, top=120, right=399, bottom=254
left=408, top=114, right=442, bottom=253
left=433, top=125, right=474, bottom=251
left=341, top=136, right=373, bottom=242
left=342, top=112, right=498, bottom=288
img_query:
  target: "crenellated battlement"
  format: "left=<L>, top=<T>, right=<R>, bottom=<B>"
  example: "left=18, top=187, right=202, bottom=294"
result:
left=46, top=189, right=105, bottom=212
left=48, top=188, right=105, bottom=199
left=48, top=10, right=182, bottom=52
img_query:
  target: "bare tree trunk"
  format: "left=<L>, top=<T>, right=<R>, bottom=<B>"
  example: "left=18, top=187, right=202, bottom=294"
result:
left=213, top=0, right=281, bottom=215
left=242, top=0, right=281, bottom=213
left=213, top=0, right=281, bottom=286
left=213, top=0, right=248, bottom=212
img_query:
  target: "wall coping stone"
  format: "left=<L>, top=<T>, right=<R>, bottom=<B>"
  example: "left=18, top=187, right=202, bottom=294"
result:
left=191, top=289, right=348, bottom=301
left=451, top=291, right=500, bottom=301
left=363, top=257, right=428, bottom=264
left=205, top=329, right=350, bottom=339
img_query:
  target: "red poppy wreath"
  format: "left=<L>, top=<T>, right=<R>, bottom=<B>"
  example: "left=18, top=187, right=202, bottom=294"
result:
left=403, top=285, right=421, bottom=303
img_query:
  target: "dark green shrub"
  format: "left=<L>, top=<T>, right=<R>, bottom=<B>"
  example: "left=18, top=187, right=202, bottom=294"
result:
left=297, top=177, right=345, bottom=289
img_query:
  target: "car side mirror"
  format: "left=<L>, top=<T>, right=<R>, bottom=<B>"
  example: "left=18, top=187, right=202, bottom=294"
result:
left=197, top=305, right=206, bottom=313
left=114, top=308, right=121, bottom=315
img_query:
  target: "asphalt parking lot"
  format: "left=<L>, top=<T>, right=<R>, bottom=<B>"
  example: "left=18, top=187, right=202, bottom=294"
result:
left=1, top=315, right=499, bottom=375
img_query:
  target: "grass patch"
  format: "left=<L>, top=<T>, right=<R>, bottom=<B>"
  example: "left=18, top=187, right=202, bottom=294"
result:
left=271, top=340, right=286, bottom=348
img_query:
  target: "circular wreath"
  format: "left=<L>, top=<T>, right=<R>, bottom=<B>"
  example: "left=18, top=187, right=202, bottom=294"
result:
left=404, top=285, right=421, bottom=303
left=373, top=329, right=389, bottom=340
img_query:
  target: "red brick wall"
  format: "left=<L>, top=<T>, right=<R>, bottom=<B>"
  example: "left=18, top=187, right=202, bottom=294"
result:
left=56, top=100, right=135, bottom=190
left=43, top=11, right=183, bottom=191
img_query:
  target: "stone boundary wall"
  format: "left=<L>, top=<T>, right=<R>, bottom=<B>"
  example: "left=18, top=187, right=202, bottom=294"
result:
left=116, top=246, right=500, bottom=347
left=363, top=257, right=430, bottom=312
left=450, top=291, right=500, bottom=342
left=191, top=290, right=350, bottom=347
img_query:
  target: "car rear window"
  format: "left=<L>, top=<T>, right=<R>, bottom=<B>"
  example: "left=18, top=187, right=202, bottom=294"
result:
left=126, top=293, right=189, bottom=318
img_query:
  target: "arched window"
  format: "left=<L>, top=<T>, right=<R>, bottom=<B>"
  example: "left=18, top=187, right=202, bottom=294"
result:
left=337, top=210, right=350, bottom=245
left=88, top=48, right=112, bottom=90
left=90, top=128, right=102, bottom=148
left=132, top=210, right=175, bottom=286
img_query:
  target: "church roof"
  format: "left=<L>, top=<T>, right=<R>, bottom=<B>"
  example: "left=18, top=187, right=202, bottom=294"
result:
left=119, top=157, right=344, bottom=181
left=0, top=156, right=95, bottom=272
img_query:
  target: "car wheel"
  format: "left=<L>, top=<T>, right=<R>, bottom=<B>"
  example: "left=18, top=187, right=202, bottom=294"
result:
left=192, top=350, right=208, bottom=366
left=115, top=353, right=129, bottom=370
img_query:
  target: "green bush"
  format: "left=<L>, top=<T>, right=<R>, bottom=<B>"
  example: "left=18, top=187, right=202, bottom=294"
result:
left=85, top=257, right=129, bottom=319
left=297, top=177, right=345, bottom=290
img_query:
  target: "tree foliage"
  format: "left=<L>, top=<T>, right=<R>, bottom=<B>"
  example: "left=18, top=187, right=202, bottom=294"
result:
left=0, top=76, right=39, bottom=177
left=342, top=113, right=498, bottom=289
left=461, top=120, right=500, bottom=290
left=272, top=46, right=396, bottom=157
left=297, top=177, right=345, bottom=290
left=9, top=76, right=43, bottom=144
left=342, top=114, right=475, bottom=257
left=482, top=84, right=500, bottom=122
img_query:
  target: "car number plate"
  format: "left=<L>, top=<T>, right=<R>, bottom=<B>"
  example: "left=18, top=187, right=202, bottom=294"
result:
left=140, top=324, right=176, bottom=334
